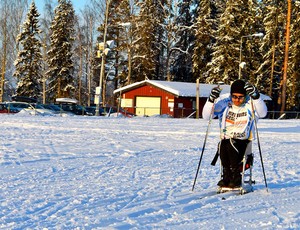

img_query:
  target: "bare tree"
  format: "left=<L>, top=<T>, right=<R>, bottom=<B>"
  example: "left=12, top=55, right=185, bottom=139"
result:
left=76, top=5, right=97, bottom=106
left=0, top=0, right=28, bottom=102
left=0, top=1, right=8, bottom=102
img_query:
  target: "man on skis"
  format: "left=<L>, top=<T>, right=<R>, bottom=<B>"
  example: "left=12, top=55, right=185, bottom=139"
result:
left=202, top=79, right=268, bottom=188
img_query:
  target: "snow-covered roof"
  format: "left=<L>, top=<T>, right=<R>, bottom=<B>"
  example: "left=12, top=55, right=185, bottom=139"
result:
left=55, top=98, right=79, bottom=104
left=113, top=80, right=271, bottom=100
left=113, top=80, right=231, bottom=97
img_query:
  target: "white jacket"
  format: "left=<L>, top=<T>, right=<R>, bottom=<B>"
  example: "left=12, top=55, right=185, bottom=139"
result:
left=202, top=94, right=268, bottom=140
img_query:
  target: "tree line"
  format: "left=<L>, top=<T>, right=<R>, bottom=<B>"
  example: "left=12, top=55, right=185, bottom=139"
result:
left=0, top=0, right=299, bottom=111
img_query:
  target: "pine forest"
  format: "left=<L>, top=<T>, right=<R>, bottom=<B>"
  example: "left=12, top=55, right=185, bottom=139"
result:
left=0, top=0, right=299, bottom=112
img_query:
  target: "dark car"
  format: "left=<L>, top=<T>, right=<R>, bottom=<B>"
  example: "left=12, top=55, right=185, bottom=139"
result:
left=41, top=104, right=74, bottom=115
left=4, top=102, right=33, bottom=112
left=58, top=104, right=89, bottom=115
left=41, top=104, right=62, bottom=112
left=55, top=98, right=92, bottom=116
left=85, top=106, right=106, bottom=116
left=0, top=103, right=19, bottom=114
left=4, top=102, right=56, bottom=115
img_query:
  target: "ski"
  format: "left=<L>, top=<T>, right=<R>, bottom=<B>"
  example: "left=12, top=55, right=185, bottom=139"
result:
left=198, top=190, right=236, bottom=201
left=217, top=184, right=253, bottom=195
left=199, top=184, right=253, bottom=200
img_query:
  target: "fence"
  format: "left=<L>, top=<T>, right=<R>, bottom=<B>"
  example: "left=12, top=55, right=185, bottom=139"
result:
left=266, top=111, right=300, bottom=119
left=124, top=106, right=300, bottom=119
left=124, top=107, right=196, bottom=118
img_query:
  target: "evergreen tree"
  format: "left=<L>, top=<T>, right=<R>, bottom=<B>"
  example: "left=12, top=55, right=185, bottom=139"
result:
left=113, top=0, right=135, bottom=86
left=245, top=0, right=264, bottom=85
left=39, top=0, right=56, bottom=104
left=258, top=0, right=286, bottom=110
left=170, top=0, right=195, bottom=82
left=46, top=0, right=76, bottom=101
left=153, top=0, right=167, bottom=80
left=207, top=0, right=260, bottom=84
left=13, top=1, right=42, bottom=99
left=162, top=0, right=181, bottom=81
left=193, top=0, right=220, bottom=82
left=288, top=1, right=300, bottom=110
left=133, top=0, right=161, bottom=82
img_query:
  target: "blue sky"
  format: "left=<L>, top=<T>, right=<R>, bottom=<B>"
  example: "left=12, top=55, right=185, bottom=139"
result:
left=34, top=0, right=86, bottom=13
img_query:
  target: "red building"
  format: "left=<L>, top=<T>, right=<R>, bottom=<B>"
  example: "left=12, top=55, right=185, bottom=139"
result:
left=113, top=80, right=230, bottom=118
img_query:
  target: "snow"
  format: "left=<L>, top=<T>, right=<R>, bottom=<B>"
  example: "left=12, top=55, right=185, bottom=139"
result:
left=146, top=80, right=231, bottom=97
left=0, top=114, right=299, bottom=229
left=55, top=98, right=79, bottom=104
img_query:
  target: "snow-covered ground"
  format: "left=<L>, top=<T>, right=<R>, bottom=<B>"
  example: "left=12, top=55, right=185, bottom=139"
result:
left=0, top=113, right=299, bottom=229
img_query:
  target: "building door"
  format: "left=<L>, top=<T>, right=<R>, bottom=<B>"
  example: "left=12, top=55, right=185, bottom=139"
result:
left=136, top=96, right=161, bottom=116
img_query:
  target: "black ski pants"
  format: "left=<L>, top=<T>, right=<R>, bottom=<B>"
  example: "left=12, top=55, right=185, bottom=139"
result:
left=219, top=138, right=249, bottom=169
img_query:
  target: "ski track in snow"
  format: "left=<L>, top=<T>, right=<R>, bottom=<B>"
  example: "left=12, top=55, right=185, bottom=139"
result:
left=0, top=115, right=299, bottom=229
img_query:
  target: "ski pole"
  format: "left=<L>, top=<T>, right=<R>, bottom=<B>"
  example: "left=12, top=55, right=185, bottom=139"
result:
left=251, top=98, right=269, bottom=192
left=192, top=94, right=216, bottom=191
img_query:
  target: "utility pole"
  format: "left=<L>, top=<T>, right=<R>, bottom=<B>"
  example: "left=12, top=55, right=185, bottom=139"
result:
left=95, top=0, right=111, bottom=116
left=280, top=0, right=291, bottom=114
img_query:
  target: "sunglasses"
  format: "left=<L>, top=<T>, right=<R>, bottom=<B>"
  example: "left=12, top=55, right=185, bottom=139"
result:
left=231, top=95, right=245, bottom=100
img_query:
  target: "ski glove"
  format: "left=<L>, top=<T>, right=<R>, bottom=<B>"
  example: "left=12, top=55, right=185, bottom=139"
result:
left=245, top=82, right=260, bottom=99
left=208, top=87, right=221, bottom=103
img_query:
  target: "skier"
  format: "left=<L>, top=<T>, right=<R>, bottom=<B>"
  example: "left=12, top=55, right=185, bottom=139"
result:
left=202, top=79, right=268, bottom=188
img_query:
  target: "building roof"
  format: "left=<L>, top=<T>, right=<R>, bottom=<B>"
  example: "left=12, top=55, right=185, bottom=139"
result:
left=113, top=80, right=231, bottom=97
left=113, top=80, right=271, bottom=100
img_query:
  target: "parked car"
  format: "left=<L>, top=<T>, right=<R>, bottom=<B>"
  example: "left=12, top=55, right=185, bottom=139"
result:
left=30, top=103, right=58, bottom=115
left=5, top=102, right=33, bottom=112
left=0, top=103, right=19, bottom=114
left=4, top=102, right=55, bottom=116
left=85, top=106, right=105, bottom=116
left=41, top=104, right=74, bottom=116
left=55, top=98, right=92, bottom=116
